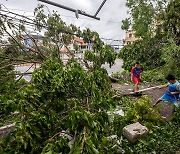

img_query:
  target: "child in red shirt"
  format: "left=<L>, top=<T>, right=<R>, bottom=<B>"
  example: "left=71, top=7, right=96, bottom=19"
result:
left=131, top=62, right=142, bottom=92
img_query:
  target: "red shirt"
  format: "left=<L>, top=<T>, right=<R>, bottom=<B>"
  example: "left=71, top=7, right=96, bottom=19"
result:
left=131, top=67, right=141, bottom=78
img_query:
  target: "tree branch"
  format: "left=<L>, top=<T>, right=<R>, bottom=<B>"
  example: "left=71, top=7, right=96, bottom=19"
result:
left=81, top=126, right=87, bottom=153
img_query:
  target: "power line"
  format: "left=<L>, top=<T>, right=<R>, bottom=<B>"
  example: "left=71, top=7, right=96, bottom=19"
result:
left=101, top=38, right=123, bottom=41
left=0, top=10, right=81, bottom=37
left=0, top=9, right=35, bottom=23
left=0, top=13, right=37, bottom=28
left=0, top=9, right=124, bottom=44
left=1, top=7, right=122, bottom=24
left=0, top=8, right=34, bottom=13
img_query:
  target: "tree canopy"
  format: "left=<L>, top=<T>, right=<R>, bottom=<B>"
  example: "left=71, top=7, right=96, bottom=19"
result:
left=120, top=0, right=180, bottom=79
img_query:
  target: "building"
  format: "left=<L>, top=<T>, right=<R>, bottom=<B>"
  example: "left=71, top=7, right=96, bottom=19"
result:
left=123, top=23, right=163, bottom=46
left=24, top=34, right=89, bottom=52
left=73, top=37, right=89, bottom=51
left=123, top=30, right=139, bottom=45
left=24, top=34, right=44, bottom=51
left=60, top=36, right=89, bottom=54
left=108, top=45, right=123, bottom=53
left=60, top=37, right=89, bottom=62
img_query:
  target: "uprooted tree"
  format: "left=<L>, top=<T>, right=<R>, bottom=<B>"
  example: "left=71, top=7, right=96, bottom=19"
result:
left=0, top=1, right=180, bottom=153
left=0, top=4, right=116, bottom=117
left=0, top=4, right=121, bottom=153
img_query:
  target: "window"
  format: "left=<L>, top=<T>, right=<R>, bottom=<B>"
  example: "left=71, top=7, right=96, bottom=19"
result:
left=129, top=33, right=132, bottom=38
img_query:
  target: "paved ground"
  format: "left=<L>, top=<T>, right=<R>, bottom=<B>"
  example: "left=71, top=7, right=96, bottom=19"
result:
left=112, top=83, right=174, bottom=120
left=102, top=59, right=124, bottom=75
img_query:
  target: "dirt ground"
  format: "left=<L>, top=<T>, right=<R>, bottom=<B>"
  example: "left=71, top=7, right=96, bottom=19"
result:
left=112, top=83, right=174, bottom=120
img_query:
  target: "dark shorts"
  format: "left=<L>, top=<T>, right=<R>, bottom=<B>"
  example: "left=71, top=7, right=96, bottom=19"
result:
left=160, top=94, right=180, bottom=107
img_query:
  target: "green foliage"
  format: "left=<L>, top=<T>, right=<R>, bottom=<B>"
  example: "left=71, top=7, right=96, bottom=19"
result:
left=0, top=2, right=179, bottom=153
left=0, top=50, right=26, bottom=118
left=0, top=58, right=117, bottom=153
left=121, top=18, right=130, bottom=31
left=0, top=79, right=25, bottom=117
left=120, top=0, right=180, bottom=79
left=162, top=0, right=180, bottom=45
left=123, top=0, right=157, bottom=38
left=73, top=43, right=79, bottom=52
left=111, top=69, right=168, bottom=84
left=122, top=0, right=179, bottom=40
left=161, top=39, right=180, bottom=78
left=84, top=45, right=116, bottom=69
left=0, top=5, right=117, bottom=153
left=121, top=107, right=180, bottom=153
left=0, top=50, right=14, bottom=85
left=141, top=39, right=180, bottom=82
left=118, top=37, right=180, bottom=82
left=142, top=69, right=165, bottom=83
left=118, top=37, right=165, bottom=71
left=111, top=71, right=131, bottom=84
left=113, top=96, right=162, bottom=136
left=113, top=96, right=180, bottom=153
left=34, top=6, right=116, bottom=68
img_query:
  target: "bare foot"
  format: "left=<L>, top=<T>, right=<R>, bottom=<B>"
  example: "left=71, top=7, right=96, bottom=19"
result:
left=153, top=103, right=156, bottom=107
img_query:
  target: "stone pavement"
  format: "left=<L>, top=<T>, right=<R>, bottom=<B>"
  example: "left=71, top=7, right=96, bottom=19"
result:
left=112, top=83, right=174, bottom=121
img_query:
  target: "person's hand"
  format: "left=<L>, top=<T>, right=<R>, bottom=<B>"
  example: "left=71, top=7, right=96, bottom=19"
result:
left=153, top=103, right=156, bottom=107
left=170, top=92, right=176, bottom=95
left=158, top=86, right=162, bottom=89
left=158, top=85, right=163, bottom=89
left=158, top=84, right=168, bottom=89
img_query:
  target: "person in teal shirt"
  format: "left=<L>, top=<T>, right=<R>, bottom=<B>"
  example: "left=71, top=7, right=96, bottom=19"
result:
left=153, top=74, right=180, bottom=107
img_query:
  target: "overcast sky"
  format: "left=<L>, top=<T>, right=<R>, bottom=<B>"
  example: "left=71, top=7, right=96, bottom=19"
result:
left=1, top=0, right=129, bottom=45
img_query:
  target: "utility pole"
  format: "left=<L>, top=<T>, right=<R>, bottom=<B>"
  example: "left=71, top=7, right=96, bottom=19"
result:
left=94, top=0, right=107, bottom=17
left=37, top=0, right=100, bottom=20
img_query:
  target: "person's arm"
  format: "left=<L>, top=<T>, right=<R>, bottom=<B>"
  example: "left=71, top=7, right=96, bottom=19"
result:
left=171, top=91, right=180, bottom=95
left=158, top=84, right=168, bottom=89
left=131, top=68, right=134, bottom=81
left=171, top=84, right=180, bottom=95
left=131, top=72, right=133, bottom=81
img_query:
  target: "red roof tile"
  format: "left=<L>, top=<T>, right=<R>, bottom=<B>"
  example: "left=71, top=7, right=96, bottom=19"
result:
left=74, top=37, right=88, bottom=46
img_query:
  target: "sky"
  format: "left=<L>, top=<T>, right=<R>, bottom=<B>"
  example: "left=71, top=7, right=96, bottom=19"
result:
left=0, top=0, right=129, bottom=46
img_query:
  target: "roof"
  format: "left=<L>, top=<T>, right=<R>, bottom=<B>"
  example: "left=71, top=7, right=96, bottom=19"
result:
left=74, top=37, right=88, bottom=46
left=74, top=37, right=83, bottom=43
